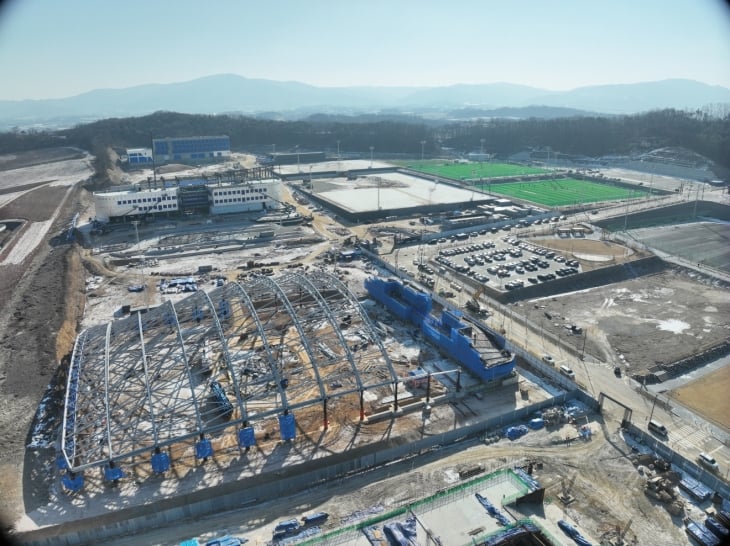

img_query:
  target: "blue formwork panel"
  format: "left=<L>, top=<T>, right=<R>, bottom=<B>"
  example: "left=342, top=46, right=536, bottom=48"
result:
left=195, top=438, right=213, bottom=459
left=104, top=464, right=125, bottom=482
left=62, top=472, right=84, bottom=492
left=279, top=414, right=296, bottom=441
left=238, top=426, right=256, bottom=448
left=56, top=453, right=69, bottom=471
left=151, top=451, right=171, bottom=473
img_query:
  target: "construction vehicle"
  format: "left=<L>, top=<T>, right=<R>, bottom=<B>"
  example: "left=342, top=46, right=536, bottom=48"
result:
left=465, top=285, right=489, bottom=316
left=559, top=473, right=577, bottom=504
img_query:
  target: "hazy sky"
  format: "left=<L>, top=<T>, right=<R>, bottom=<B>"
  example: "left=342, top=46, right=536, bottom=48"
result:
left=1, top=0, right=729, bottom=100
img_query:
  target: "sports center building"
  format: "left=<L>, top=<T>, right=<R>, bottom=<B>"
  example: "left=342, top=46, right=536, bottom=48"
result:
left=152, top=135, right=231, bottom=164
left=93, top=169, right=279, bottom=222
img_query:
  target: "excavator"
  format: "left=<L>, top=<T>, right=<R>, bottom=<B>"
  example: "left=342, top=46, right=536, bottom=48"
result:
left=465, top=284, right=489, bottom=316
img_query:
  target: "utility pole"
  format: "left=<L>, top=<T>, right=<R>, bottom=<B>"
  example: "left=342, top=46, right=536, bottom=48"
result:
left=649, top=393, right=658, bottom=423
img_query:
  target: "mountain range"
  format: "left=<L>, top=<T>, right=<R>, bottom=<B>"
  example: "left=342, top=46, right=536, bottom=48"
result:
left=2, top=74, right=729, bottom=129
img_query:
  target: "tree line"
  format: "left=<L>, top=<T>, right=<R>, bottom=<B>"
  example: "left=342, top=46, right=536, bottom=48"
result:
left=0, top=108, right=727, bottom=178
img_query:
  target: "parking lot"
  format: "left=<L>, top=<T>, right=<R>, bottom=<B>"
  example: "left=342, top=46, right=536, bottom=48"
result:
left=391, top=220, right=583, bottom=296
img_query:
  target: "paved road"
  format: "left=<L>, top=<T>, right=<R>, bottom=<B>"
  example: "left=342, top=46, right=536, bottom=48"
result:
left=488, top=301, right=730, bottom=480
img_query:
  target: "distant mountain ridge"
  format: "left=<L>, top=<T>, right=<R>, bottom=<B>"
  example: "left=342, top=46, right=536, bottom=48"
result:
left=1, top=74, right=729, bottom=128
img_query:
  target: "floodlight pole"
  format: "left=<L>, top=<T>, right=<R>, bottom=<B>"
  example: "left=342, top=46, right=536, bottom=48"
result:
left=337, top=140, right=340, bottom=160
left=480, top=138, right=485, bottom=156
left=421, top=140, right=426, bottom=161
left=369, top=146, right=374, bottom=169
left=377, top=177, right=381, bottom=210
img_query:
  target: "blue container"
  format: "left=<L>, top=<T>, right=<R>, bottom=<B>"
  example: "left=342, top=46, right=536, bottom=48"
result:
left=151, top=451, right=171, bottom=473
left=238, top=426, right=256, bottom=448
left=279, top=414, right=296, bottom=441
left=195, top=438, right=213, bottom=459
left=104, top=464, right=124, bottom=482
left=62, top=472, right=84, bottom=492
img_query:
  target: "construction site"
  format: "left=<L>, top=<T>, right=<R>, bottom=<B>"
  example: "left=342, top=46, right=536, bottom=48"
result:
left=0, top=148, right=729, bottom=546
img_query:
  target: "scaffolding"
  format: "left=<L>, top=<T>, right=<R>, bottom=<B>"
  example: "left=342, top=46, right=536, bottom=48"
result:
left=60, top=272, right=396, bottom=474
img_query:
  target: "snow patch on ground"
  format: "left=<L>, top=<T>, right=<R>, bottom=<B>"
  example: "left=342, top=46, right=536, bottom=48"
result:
left=2, top=220, right=53, bottom=265
left=655, top=319, right=690, bottom=334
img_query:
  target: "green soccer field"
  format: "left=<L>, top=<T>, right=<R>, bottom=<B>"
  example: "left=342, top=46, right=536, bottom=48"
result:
left=398, top=160, right=550, bottom=179
left=479, top=178, right=650, bottom=207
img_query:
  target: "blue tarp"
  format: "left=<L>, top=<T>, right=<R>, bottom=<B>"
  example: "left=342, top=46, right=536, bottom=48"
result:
left=679, top=476, right=712, bottom=501
left=475, top=493, right=510, bottom=526
left=382, top=516, right=418, bottom=546
left=504, top=425, right=529, bottom=440
left=686, top=520, right=720, bottom=546
left=513, top=468, right=541, bottom=492
left=558, top=520, right=593, bottom=546
left=528, top=418, right=544, bottom=429
left=705, top=517, right=729, bottom=539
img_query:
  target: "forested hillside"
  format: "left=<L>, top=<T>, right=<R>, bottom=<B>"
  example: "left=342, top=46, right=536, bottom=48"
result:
left=1, top=109, right=727, bottom=175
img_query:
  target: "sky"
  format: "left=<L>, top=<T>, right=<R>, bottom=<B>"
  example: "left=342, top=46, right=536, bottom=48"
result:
left=0, top=0, right=729, bottom=101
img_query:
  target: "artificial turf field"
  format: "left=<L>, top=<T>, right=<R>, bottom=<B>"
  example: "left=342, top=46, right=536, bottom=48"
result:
left=480, top=178, right=650, bottom=207
left=398, top=160, right=549, bottom=179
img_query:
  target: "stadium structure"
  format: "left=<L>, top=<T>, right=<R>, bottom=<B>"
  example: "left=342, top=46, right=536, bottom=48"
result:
left=152, top=135, right=231, bottom=164
left=92, top=167, right=279, bottom=222
left=59, top=271, right=401, bottom=488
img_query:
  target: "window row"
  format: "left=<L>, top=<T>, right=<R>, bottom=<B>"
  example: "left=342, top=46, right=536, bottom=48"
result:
left=116, top=195, right=175, bottom=205
left=213, top=196, right=266, bottom=204
left=212, top=188, right=267, bottom=196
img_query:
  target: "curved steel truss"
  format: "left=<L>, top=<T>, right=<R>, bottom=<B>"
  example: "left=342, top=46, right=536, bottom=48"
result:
left=61, top=272, right=396, bottom=472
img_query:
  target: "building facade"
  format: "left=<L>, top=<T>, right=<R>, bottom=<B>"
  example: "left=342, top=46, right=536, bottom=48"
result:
left=152, top=136, right=231, bottom=164
left=125, top=148, right=154, bottom=166
left=93, top=179, right=280, bottom=222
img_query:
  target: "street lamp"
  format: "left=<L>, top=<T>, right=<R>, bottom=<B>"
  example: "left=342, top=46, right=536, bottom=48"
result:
left=369, top=146, right=374, bottom=169
left=421, top=140, right=426, bottom=162
left=336, top=140, right=340, bottom=160
left=295, top=145, right=300, bottom=173
left=480, top=138, right=485, bottom=156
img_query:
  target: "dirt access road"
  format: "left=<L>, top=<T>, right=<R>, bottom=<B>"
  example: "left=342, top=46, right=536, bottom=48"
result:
left=0, top=150, right=92, bottom=530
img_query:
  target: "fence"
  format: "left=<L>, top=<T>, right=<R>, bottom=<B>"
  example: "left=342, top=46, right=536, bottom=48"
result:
left=623, top=422, right=730, bottom=499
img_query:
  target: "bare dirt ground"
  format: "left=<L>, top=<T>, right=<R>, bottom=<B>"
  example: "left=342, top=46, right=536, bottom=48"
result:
left=526, top=267, right=730, bottom=374
left=532, top=236, right=637, bottom=271
left=0, top=151, right=92, bottom=530
left=670, top=365, right=730, bottom=429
